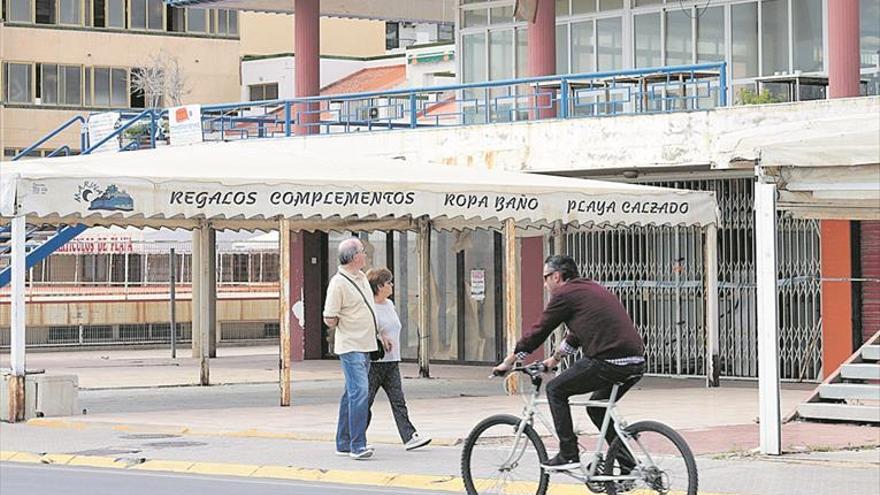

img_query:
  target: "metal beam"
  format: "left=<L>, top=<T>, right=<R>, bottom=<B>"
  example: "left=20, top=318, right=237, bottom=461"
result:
left=704, top=223, right=720, bottom=387
left=755, top=182, right=782, bottom=455
left=417, top=217, right=431, bottom=378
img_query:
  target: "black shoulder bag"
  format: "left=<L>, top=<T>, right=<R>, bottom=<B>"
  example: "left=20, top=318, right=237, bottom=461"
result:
left=339, top=272, right=385, bottom=361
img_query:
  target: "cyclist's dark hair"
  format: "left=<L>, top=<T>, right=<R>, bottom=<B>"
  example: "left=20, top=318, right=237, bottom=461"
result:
left=544, top=255, right=579, bottom=281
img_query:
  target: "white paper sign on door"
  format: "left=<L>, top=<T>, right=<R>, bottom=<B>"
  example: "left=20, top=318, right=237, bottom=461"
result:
left=470, top=268, right=486, bottom=301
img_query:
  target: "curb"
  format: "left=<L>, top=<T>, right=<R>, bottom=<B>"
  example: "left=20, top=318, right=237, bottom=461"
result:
left=1, top=450, right=737, bottom=495
left=25, top=417, right=464, bottom=447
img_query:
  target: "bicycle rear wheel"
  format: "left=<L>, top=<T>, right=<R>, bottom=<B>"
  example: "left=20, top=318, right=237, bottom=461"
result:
left=603, top=420, right=698, bottom=495
left=460, top=414, right=549, bottom=495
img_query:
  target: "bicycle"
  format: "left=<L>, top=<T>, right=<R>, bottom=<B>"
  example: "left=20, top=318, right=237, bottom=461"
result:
left=460, top=362, right=698, bottom=495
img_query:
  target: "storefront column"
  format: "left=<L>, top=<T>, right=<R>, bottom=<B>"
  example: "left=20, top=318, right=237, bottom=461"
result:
left=294, top=0, right=320, bottom=136
left=822, top=0, right=860, bottom=375
left=194, top=225, right=216, bottom=386
left=527, top=0, right=556, bottom=119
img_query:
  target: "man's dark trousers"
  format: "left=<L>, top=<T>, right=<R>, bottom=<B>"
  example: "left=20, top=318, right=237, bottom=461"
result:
left=545, top=356, right=644, bottom=466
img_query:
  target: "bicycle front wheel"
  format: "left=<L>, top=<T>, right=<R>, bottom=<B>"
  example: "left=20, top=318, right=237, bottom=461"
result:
left=603, top=420, right=698, bottom=495
left=460, top=414, right=549, bottom=495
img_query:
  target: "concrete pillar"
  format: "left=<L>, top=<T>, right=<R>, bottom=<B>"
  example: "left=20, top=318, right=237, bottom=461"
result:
left=294, top=0, right=320, bottom=135
left=528, top=0, right=556, bottom=119
left=828, top=0, right=861, bottom=99
left=821, top=0, right=860, bottom=375
left=193, top=225, right=216, bottom=386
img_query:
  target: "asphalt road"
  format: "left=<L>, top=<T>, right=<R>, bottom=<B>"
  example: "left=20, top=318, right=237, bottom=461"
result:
left=0, top=463, right=453, bottom=495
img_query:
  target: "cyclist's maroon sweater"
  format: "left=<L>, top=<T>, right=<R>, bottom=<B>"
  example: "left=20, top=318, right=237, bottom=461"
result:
left=513, top=278, right=644, bottom=359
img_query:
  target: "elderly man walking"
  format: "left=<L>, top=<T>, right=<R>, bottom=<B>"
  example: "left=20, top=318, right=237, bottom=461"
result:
left=324, top=237, right=391, bottom=460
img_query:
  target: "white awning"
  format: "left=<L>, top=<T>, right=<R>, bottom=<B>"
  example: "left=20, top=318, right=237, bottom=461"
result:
left=1, top=138, right=717, bottom=231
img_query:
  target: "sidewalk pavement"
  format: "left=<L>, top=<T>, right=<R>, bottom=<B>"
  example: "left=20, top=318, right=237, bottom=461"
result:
left=3, top=346, right=877, bottom=455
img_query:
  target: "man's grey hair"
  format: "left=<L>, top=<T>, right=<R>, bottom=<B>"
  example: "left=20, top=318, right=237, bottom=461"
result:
left=338, top=238, right=362, bottom=265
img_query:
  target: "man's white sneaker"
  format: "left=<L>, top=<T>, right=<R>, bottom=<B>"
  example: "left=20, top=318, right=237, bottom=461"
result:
left=336, top=444, right=374, bottom=456
left=349, top=448, right=375, bottom=460
left=404, top=432, right=432, bottom=451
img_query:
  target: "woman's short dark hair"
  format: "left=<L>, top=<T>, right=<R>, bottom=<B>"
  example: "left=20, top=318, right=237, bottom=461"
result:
left=367, top=267, right=393, bottom=295
left=543, top=255, right=579, bottom=281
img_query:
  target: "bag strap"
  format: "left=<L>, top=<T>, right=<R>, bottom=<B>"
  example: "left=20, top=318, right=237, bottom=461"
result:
left=338, top=271, right=379, bottom=337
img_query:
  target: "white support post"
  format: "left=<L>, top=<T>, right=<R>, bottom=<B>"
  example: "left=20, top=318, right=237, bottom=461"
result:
left=10, top=216, right=26, bottom=374
left=9, top=215, right=27, bottom=421
left=755, top=182, right=782, bottom=455
left=704, top=223, right=720, bottom=387
left=197, top=225, right=216, bottom=386
left=503, top=219, right=518, bottom=355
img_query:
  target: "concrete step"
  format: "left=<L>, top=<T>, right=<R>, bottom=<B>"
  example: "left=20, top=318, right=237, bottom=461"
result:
left=840, top=363, right=880, bottom=380
left=863, top=345, right=880, bottom=362
left=798, top=403, right=880, bottom=423
left=818, top=383, right=880, bottom=401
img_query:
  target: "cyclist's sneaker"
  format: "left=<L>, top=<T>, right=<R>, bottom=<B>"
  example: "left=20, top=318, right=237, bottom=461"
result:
left=541, top=453, right=580, bottom=470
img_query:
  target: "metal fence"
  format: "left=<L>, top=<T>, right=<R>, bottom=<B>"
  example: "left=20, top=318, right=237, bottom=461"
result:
left=15, top=63, right=727, bottom=160
left=564, top=177, right=822, bottom=382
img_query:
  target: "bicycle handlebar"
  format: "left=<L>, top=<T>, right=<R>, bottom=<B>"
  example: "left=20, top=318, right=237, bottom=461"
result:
left=491, top=362, right=556, bottom=378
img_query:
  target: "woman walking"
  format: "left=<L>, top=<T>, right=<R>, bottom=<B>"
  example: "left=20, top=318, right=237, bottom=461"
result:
left=366, top=267, right=431, bottom=451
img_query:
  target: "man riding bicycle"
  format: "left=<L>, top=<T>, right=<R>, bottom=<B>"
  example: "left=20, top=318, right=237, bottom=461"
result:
left=492, top=255, right=645, bottom=471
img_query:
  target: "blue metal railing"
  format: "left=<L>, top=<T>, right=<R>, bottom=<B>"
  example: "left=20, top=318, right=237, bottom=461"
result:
left=18, top=62, right=727, bottom=160
left=11, top=115, right=86, bottom=161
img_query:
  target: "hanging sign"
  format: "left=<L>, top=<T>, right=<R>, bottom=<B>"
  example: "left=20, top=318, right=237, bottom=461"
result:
left=87, top=112, right=121, bottom=153
left=168, top=104, right=203, bottom=146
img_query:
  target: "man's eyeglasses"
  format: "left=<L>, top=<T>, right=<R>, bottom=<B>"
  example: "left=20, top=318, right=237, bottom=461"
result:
left=543, top=271, right=556, bottom=281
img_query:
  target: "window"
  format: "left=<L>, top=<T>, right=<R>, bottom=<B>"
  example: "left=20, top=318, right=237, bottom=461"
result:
left=438, top=23, right=454, bottom=42
left=762, top=0, right=789, bottom=75
left=4, top=62, right=32, bottom=103
left=571, top=20, right=594, bottom=73
left=385, top=22, right=399, bottom=50
left=634, top=12, right=661, bottom=68
left=35, top=0, right=55, bottom=24
left=462, top=32, right=487, bottom=83
left=861, top=0, right=880, bottom=69
left=489, top=29, right=513, bottom=80
left=107, top=0, right=124, bottom=27
left=572, top=0, right=595, bottom=15
left=248, top=83, right=278, bottom=101
left=39, top=64, right=82, bottom=106
left=731, top=2, right=758, bottom=79
left=227, top=9, right=237, bottom=35
left=167, top=5, right=185, bottom=31
left=556, top=0, right=568, bottom=17
left=515, top=27, right=528, bottom=77
left=596, top=17, right=622, bottom=71
left=793, top=0, right=823, bottom=72
left=90, top=67, right=128, bottom=107
left=462, top=7, right=488, bottom=28
left=130, top=0, right=161, bottom=29
left=696, top=6, right=724, bottom=63
left=58, top=0, right=80, bottom=25
left=598, top=0, right=622, bottom=11
left=187, top=7, right=207, bottom=32
left=666, top=8, right=692, bottom=66
left=556, top=23, right=569, bottom=74
left=7, top=0, right=33, bottom=22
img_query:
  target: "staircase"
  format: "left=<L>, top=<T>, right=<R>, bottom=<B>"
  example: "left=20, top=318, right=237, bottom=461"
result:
left=797, top=331, right=880, bottom=423
left=0, top=224, right=88, bottom=288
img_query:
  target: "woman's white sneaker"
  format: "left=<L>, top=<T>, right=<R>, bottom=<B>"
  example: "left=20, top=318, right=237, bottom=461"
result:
left=404, top=432, right=432, bottom=451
